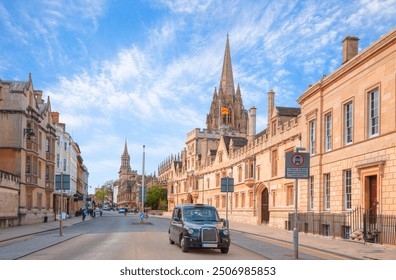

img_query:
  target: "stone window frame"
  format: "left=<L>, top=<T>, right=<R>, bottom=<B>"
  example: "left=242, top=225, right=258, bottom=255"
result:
left=324, top=109, right=333, bottom=152
left=365, top=83, right=381, bottom=139
left=342, top=97, right=354, bottom=146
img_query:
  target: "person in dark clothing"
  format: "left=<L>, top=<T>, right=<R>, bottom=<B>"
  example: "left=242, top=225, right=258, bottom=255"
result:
left=82, top=208, right=86, bottom=221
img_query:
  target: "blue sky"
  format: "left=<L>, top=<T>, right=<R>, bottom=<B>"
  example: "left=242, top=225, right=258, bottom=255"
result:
left=1, top=0, right=395, bottom=192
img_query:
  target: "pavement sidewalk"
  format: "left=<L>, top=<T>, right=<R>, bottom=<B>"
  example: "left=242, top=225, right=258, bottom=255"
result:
left=0, top=216, right=87, bottom=243
left=229, top=221, right=396, bottom=260
left=0, top=214, right=395, bottom=260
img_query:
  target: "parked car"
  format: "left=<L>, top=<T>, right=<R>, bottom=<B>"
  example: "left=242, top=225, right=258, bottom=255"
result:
left=94, top=207, right=102, bottom=217
left=118, top=207, right=126, bottom=214
left=168, top=204, right=230, bottom=253
left=102, top=205, right=110, bottom=211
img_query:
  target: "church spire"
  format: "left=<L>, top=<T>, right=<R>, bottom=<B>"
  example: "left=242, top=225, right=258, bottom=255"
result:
left=120, top=139, right=131, bottom=173
left=219, top=35, right=235, bottom=96
left=206, top=35, right=248, bottom=134
left=122, top=139, right=129, bottom=156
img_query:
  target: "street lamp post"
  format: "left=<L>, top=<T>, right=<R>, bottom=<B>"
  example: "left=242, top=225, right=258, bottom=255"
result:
left=293, top=146, right=306, bottom=259
left=141, top=145, right=145, bottom=214
left=176, top=181, right=179, bottom=205
left=59, top=172, right=63, bottom=236
left=202, top=176, right=205, bottom=204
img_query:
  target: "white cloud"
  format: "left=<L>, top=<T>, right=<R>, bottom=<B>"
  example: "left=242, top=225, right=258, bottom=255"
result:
left=105, top=47, right=148, bottom=83
left=4, top=0, right=396, bottom=188
left=159, top=0, right=213, bottom=14
left=79, top=133, right=123, bottom=155
left=0, top=3, right=29, bottom=44
left=345, top=0, right=396, bottom=31
left=59, top=113, right=112, bottom=131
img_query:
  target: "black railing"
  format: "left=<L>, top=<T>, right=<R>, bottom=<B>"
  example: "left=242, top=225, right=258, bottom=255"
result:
left=347, top=206, right=365, bottom=235
left=288, top=212, right=347, bottom=238
left=288, top=207, right=396, bottom=245
left=363, top=210, right=396, bottom=245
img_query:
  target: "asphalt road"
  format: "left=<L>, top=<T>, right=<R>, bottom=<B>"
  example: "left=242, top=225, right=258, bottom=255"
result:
left=19, top=212, right=265, bottom=260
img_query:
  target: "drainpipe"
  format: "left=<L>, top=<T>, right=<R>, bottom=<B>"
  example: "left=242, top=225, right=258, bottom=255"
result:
left=18, top=188, right=21, bottom=226
left=318, top=77, right=324, bottom=213
left=253, top=155, right=257, bottom=217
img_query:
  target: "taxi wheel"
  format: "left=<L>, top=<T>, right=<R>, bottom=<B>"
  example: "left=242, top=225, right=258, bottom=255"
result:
left=220, top=247, right=229, bottom=254
left=180, top=236, right=189, bottom=253
left=169, top=233, right=175, bottom=244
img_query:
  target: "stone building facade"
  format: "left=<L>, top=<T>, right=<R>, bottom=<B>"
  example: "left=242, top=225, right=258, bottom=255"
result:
left=117, top=141, right=139, bottom=210
left=296, top=30, right=396, bottom=217
left=0, top=74, right=89, bottom=227
left=158, top=28, right=396, bottom=235
left=51, top=112, right=89, bottom=217
left=0, top=74, right=57, bottom=225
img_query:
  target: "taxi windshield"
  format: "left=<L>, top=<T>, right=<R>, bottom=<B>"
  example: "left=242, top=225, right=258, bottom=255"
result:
left=183, top=207, right=219, bottom=222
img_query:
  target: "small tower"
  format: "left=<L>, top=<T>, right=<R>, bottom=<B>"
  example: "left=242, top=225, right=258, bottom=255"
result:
left=118, top=139, right=138, bottom=209
left=119, top=139, right=131, bottom=176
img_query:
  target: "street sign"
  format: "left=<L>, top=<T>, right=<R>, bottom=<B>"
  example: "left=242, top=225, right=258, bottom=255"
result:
left=138, top=186, right=147, bottom=202
left=73, top=193, right=83, bottom=202
left=55, top=174, right=70, bottom=190
left=221, top=176, right=234, bottom=192
left=285, top=152, right=310, bottom=179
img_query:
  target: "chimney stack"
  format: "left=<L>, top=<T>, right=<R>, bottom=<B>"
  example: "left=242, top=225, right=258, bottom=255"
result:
left=342, top=35, right=359, bottom=64
left=267, top=89, right=275, bottom=128
left=51, top=112, right=59, bottom=124
left=248, top=106, right=256, bottom=141
left=34, top=90, right=43, bottom=103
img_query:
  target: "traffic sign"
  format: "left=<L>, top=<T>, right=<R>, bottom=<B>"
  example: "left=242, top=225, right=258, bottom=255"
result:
left=138, top=186, right=147, bottom=202
left=55, top=174, right=70, bottom=190
left=221, top=176, right=234, bottom=192
left=285, top=152, right=310, bottom=179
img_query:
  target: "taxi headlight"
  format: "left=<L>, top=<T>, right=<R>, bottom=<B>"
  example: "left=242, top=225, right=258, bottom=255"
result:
left=222, top=228, right=229, bottom=236
left=187, top=228, right=194, bottom=235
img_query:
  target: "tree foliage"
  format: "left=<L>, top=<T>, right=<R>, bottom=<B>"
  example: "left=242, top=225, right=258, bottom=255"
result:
left=146, top=186, right=167, bottom=210
left=94, top=180, right=118, bottom=205
left=94, top=186, right=106, bottom=203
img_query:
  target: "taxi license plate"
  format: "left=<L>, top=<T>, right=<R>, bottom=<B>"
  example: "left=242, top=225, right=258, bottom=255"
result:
left=202, top=244, right=217, bottom=248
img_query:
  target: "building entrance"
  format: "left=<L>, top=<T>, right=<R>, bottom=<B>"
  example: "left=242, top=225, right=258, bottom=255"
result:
left=365, top=175, right=378, bottom=215
left=261, top=188, right=269, bottom=223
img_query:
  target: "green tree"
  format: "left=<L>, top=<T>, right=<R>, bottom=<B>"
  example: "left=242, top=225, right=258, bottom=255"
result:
left=146, top=186, right=167, bottom=210
left=94, top=179, right=118, bottom=206
left=94, top=186, right=106, bottom=205
left=103, top=179, right=117, bottom=206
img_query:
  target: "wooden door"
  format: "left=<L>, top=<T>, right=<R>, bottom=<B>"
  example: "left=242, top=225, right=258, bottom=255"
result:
left=261, top=188, right=269, bottom=223
left=369, top=176, right=377, bottom=215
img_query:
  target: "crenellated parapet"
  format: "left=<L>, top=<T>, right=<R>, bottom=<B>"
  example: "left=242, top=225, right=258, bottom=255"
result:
left=186, top=128, right=222, bottom=142
left=231, top=114, right=301, bottom=160
left=0, top=170, right=20, bottom=190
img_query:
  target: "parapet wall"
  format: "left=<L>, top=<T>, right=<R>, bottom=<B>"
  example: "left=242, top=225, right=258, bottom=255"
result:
left=0, top=171, right=20, bottom=227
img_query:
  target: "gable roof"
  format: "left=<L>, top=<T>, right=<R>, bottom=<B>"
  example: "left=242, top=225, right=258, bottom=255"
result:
left=276, top=106, right=301, bottom=117
left=223, top=136, right=248, bottom=153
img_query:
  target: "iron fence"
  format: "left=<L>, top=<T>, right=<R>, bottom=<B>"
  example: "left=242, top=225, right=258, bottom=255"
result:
left=363, top=210, right=396, bottom=245
left=288, top=207, right=396, bottom=245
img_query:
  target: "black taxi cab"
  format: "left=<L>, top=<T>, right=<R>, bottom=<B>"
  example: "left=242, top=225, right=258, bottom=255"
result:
left=168, top=204, right=230, bottom=253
